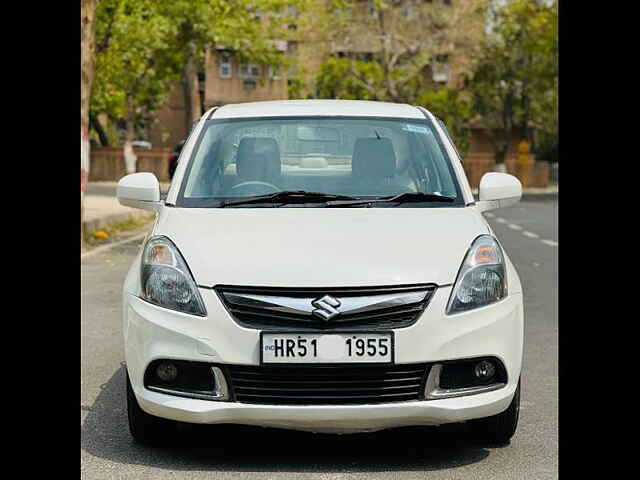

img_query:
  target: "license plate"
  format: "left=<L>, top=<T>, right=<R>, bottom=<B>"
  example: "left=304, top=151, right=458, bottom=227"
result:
left=261, top=332, right=394, bottom=364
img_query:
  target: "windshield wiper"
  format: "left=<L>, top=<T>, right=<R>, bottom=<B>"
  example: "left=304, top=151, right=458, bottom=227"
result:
left=218, top=190, right=359, bottom=208
left=380, top=192, right=456, bottom=203
left=325, top=192, right=456, bottom=208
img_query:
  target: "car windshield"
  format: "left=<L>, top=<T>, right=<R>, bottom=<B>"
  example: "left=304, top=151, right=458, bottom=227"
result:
left=176, top=116, right=464, bottom=207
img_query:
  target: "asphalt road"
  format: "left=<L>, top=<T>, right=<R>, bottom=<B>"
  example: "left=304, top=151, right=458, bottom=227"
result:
left=81, top=198, right=558, bottom=479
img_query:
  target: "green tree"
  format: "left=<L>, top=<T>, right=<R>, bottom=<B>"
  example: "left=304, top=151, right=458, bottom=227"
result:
left=93, top=0, right=180, bottom=170
left=91, top=0, right=304, bottom=149
left=467, top=0, right=557, bottom=163
left=316, top=57, right=383, bottom=100
left=418, top=88, right=473, bottom=157
left=159, top=0, right=304, bottom=132
left=314, top=0, right=485, bottom=103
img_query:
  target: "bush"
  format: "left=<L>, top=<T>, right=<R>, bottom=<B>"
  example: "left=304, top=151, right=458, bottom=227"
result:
left=535, top=134, right=558, bottom=163
left=418, top=88, right=472, bottom=157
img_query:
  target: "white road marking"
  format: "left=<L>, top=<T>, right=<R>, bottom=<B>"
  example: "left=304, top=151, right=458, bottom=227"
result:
left=488, top=216, right=556, bottom=247
left=81, top=232, right=148, bottom=259
left=484, top=212, right=495, bottom=218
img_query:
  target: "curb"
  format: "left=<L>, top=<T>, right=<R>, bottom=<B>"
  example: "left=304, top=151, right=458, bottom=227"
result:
left=521, top=192, right=558, bottom=202
left=81, top=231, right=149, bottom=259
left=82, top=210, right=153, bottom=237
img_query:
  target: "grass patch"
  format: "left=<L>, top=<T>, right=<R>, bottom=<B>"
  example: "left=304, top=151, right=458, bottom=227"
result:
left=83, top=214, right=154, bottom=246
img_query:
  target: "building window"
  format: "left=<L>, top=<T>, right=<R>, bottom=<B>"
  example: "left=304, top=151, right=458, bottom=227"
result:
left=402, top=2, right=416, bottom=20
left=355, top=52, right=374, bottom=62
left=367, top=1, right=379, bottom=19
left=269, top=65, right=282, bottom=80
left=243, top=79, right=257, bottom=90
left=219, top=54, right=231, bottom=78
left=286, top=4, right=299, bottom=28
left=240, top=64, right=261, bottom=79
left=287, top=41, right=298, bottom=76
left=432, top=54, right=450, bottom=83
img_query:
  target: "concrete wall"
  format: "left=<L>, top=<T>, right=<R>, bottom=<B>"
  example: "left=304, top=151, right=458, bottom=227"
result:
left=467, top=127, right=526, bottom=155
left=90, top=148, right=171, bottom=182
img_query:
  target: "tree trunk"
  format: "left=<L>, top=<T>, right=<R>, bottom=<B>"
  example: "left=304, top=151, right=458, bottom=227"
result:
left=123, top=102, right=138, bottom=174
left=181, top=50, right=200, bottom=135
left=89, top=112, right=110, bottom=147
left=81, top=0, right=98, bottom=248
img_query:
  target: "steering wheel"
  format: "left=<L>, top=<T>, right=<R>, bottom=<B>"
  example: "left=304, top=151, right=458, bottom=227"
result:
left=229, top=181, right=280, bottom=196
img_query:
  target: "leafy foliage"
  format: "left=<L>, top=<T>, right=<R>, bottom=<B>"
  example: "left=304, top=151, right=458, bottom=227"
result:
left=418, top=88, right=473, bottom=157
left=313, top=0, right=485, bottom=103
left=92, top=0, right=181, bottom=139
left=316, top=58, right=383, bottom=100
left=159, top=0, right=302, bottom=70
left=91, top=0, right=304, bottom=144
left=287, top=75, right=307, bottom=99
left=466, top=0, right=558, bottom=162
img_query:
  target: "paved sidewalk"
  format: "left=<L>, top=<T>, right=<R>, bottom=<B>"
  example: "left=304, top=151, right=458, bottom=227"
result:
left=82, top=181, right=171, bottom=236
left=83, top=195, right=153, bottom=237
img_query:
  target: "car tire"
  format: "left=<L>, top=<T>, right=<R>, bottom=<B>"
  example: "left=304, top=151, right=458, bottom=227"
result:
left=126, top=370, right=176, bottom=446
left=468, top=378, right=520, bottom=444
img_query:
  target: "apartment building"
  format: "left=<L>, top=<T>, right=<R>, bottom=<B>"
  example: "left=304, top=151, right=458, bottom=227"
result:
left=293, top=0, right=486, bottom=97
left=203, top=42, right=289, bottom=108
left=149, top=0, right=486, bottom=149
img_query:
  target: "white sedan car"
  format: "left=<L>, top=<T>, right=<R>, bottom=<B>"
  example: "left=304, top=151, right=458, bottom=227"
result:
left=118, top=100, right=524, bottom=446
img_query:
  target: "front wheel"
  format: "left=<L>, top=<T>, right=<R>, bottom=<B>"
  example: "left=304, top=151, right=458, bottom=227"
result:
left=468, top=379, right=520, bottom=444
left=126, top=371, right=176, bottom=446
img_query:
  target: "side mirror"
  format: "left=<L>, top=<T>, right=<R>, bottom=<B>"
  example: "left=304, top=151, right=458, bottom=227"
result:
left=476, top=172, right=522, bottom=212
left=117, top=172, right=162, bottom=212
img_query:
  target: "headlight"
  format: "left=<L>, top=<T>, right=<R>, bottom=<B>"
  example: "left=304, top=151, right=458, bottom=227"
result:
left=140, top=236, right=207, bottom=316
left=446, top=235, right=507, bottom=314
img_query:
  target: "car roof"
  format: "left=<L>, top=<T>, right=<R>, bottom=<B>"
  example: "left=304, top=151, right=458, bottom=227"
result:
left=212, top=100, right=426, bottom=120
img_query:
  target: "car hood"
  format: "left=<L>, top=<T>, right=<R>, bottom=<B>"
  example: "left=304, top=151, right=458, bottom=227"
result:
left=154, top=207, right=489, bottom=288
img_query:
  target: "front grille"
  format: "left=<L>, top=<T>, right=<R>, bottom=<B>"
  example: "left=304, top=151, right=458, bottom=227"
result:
left=216, top=284, right=436, bottom=331
left=227, top=363, right=430, bottom=405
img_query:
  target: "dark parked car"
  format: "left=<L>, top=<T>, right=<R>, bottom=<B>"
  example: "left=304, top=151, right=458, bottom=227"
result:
left=168, top=140, right=186, bottom=180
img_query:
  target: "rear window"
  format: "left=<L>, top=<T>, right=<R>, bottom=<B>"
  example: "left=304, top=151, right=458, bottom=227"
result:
left=176, top=116, right=464, bottom=207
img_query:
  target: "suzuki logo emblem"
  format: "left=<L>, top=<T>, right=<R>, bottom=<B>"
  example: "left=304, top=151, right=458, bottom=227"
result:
left=311, top=295, right=341, bottom=321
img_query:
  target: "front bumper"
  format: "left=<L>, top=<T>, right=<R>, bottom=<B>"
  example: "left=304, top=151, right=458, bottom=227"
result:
left=123, top=286, right=524, bottom=433
left=137, top=383, right=517, bottom=434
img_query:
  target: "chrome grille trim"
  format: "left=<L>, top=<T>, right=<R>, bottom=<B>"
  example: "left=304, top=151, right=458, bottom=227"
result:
left=223, top=290, right=430, bottom=316
left=216, top=284, right=436, bottom=331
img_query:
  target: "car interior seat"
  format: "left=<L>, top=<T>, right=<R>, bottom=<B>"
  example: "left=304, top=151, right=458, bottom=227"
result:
left=351, top=137, right=401, bottom=196
left=235, top=137, right=281, bottom=185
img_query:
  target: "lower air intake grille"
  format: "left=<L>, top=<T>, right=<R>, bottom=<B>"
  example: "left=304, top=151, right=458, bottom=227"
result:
left=227, top=363, right=430, bottom=405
